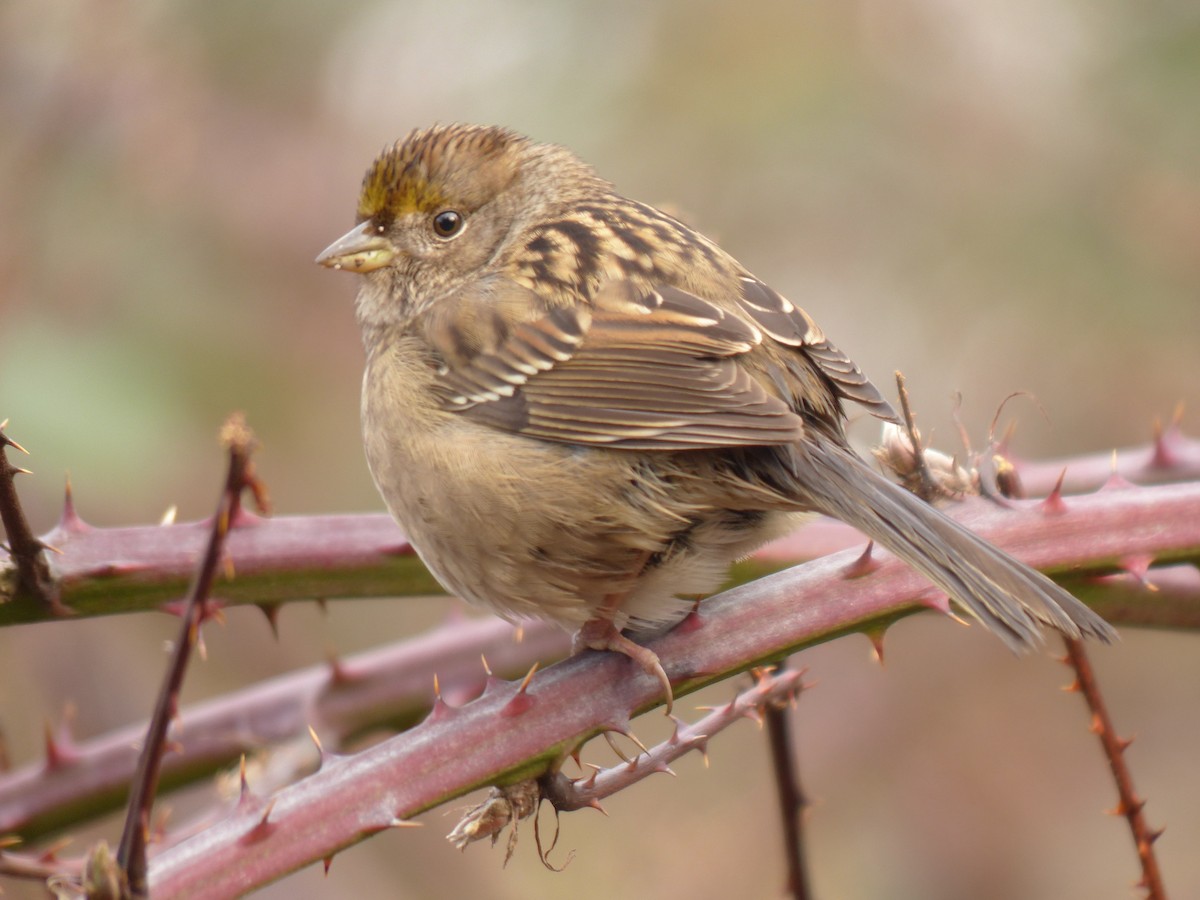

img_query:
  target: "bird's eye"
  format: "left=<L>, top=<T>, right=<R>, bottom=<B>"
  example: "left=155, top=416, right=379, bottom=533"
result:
left=432, top=210, right=464, bottom=238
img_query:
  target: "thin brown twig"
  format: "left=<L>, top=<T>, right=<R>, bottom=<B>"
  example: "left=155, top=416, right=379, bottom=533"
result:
left=114, top=414, right=264, bottom=898
left=763, top=662, right=810, bottom=900
left=539, top=668, right=806, bottom=814
left=1062, top=637, right=1167, bottom=899
left=0, top=420, right=63, bottom=613
left=893, top=372, right=938, bottom=502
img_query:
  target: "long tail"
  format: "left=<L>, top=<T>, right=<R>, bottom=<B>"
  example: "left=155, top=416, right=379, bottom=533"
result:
left=786, top=436, right=1116, bottom=650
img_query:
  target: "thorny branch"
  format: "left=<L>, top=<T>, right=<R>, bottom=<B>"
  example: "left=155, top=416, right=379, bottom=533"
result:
left=1062, top=638, right=1167, bottom=900
left=763, top=661, right=811, bottom=900
left=2, top=424, right=1199, bottom=626
left=539, top=667, right=805, bottom=814
left=1, top=414, right=1198, bottom=896
left=888, top=402, right=1173, bottom=899
left=0, top=421, right=62, bottom=613
left=0, top=477, right=1195, bottom=895
left=113, top=414, right=266, bottom=898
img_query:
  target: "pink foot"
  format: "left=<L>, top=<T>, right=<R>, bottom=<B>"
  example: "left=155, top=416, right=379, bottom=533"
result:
left=575, top=618, right=674, bottom=714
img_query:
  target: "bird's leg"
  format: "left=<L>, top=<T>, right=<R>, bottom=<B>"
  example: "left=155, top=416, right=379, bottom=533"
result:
left=574, top=615, right=674, bottom=714
left=573, top=619, right=672, bottom=715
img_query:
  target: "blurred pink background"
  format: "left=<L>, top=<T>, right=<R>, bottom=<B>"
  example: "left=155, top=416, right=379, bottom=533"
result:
left=2, top=1, right=1198, bottom=897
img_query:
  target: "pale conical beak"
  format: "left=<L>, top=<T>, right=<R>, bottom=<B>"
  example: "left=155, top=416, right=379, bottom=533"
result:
left=315, top=221, right=397, bottom=273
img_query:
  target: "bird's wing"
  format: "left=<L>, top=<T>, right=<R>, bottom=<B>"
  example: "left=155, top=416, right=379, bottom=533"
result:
left=734, top=276, right=899, bottom=422
left=428, top=280, right=807, bottom=450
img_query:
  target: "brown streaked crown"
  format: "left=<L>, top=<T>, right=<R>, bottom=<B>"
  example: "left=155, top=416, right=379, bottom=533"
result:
left=356, top=124, right=526, bottom=222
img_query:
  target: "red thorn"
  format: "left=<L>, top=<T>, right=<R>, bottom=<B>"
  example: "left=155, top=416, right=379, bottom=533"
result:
left=842, top=541, right=881, bottom=579
left=237, top=799, right=277, bottom=845
left=621, top=729, right=650, bottom=756
left=307, top=726, right=325, bottom=758
left=914, top=588, right=951, bottom=615
left=586, top=799, right=608, bottom=815
left=1109, top=798, right=1146, bottom=817
left=1118, top=554, right=1156, bottom=585
left=40, top=705, right=81, bottom=771
left=43, top=725, right=69, bottom=771
left=667, top=716, right=685, bottom=746
left=1061, top=680, right=1081, bottom=693
left=501, top=661, right=541, bottom=716
left=601, top=712, right=633, bottom=736
left=256, top=603, right=281, bottom=638
left=427, top=695, right=457, bottom=722
left=325, top=654, right=352, bottom=686
left=1038, top=469, right=1069, bottom=516
left=1101, top=451, right=1135, bottom=491
left=864, top=628, right=886, bottom=664
left=37, top=837, right=73, bottom=862
left=501, top=693, right=534, bottom=718
left=517, top=662, right=540, bottom=693
left=1147, top=827, right=1165, bottom=844
left=1148, top=412, right=1187, bottom=471
left=1117, top=736, right=1134, bottom=752
left=323, top=856, right=334, bottom=875
left=0, top=422, right=29, bottom=454
left=673, top=605, right=705, bottom=634
left=602, top=731, right=635, bottom=764
left=256, top=800, right=276, bottom=829
left=238, top=756, right=251, bottom=797
left=56, top=478, right=89, bottom=534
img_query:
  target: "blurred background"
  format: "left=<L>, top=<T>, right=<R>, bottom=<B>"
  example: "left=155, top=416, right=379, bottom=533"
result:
left=1, top=0, right=1198, bottom=897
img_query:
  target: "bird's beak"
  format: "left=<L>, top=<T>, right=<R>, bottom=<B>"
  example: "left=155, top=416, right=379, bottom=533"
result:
left=315, top=221, right=396, bottom=273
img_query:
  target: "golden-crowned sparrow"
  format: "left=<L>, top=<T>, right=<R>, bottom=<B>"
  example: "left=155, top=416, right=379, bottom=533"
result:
left=317, top=124, right=1114, bottom=710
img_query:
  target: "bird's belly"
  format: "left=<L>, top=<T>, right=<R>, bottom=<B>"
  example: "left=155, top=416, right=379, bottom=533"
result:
left=363, top=406, right=794, bottom=630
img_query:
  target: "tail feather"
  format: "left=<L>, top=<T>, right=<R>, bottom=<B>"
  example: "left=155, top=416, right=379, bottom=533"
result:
left=788, top=437, right=1116, bottom=650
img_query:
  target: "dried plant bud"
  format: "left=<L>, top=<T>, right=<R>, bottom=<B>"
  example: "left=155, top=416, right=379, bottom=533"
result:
left=990, top=453, right=1025, bottom=499
left=873, top=423, right=977, bottom=500
left=47, top=841, right=126, bottom=900
left=447, top=780, right=541, bottom=863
